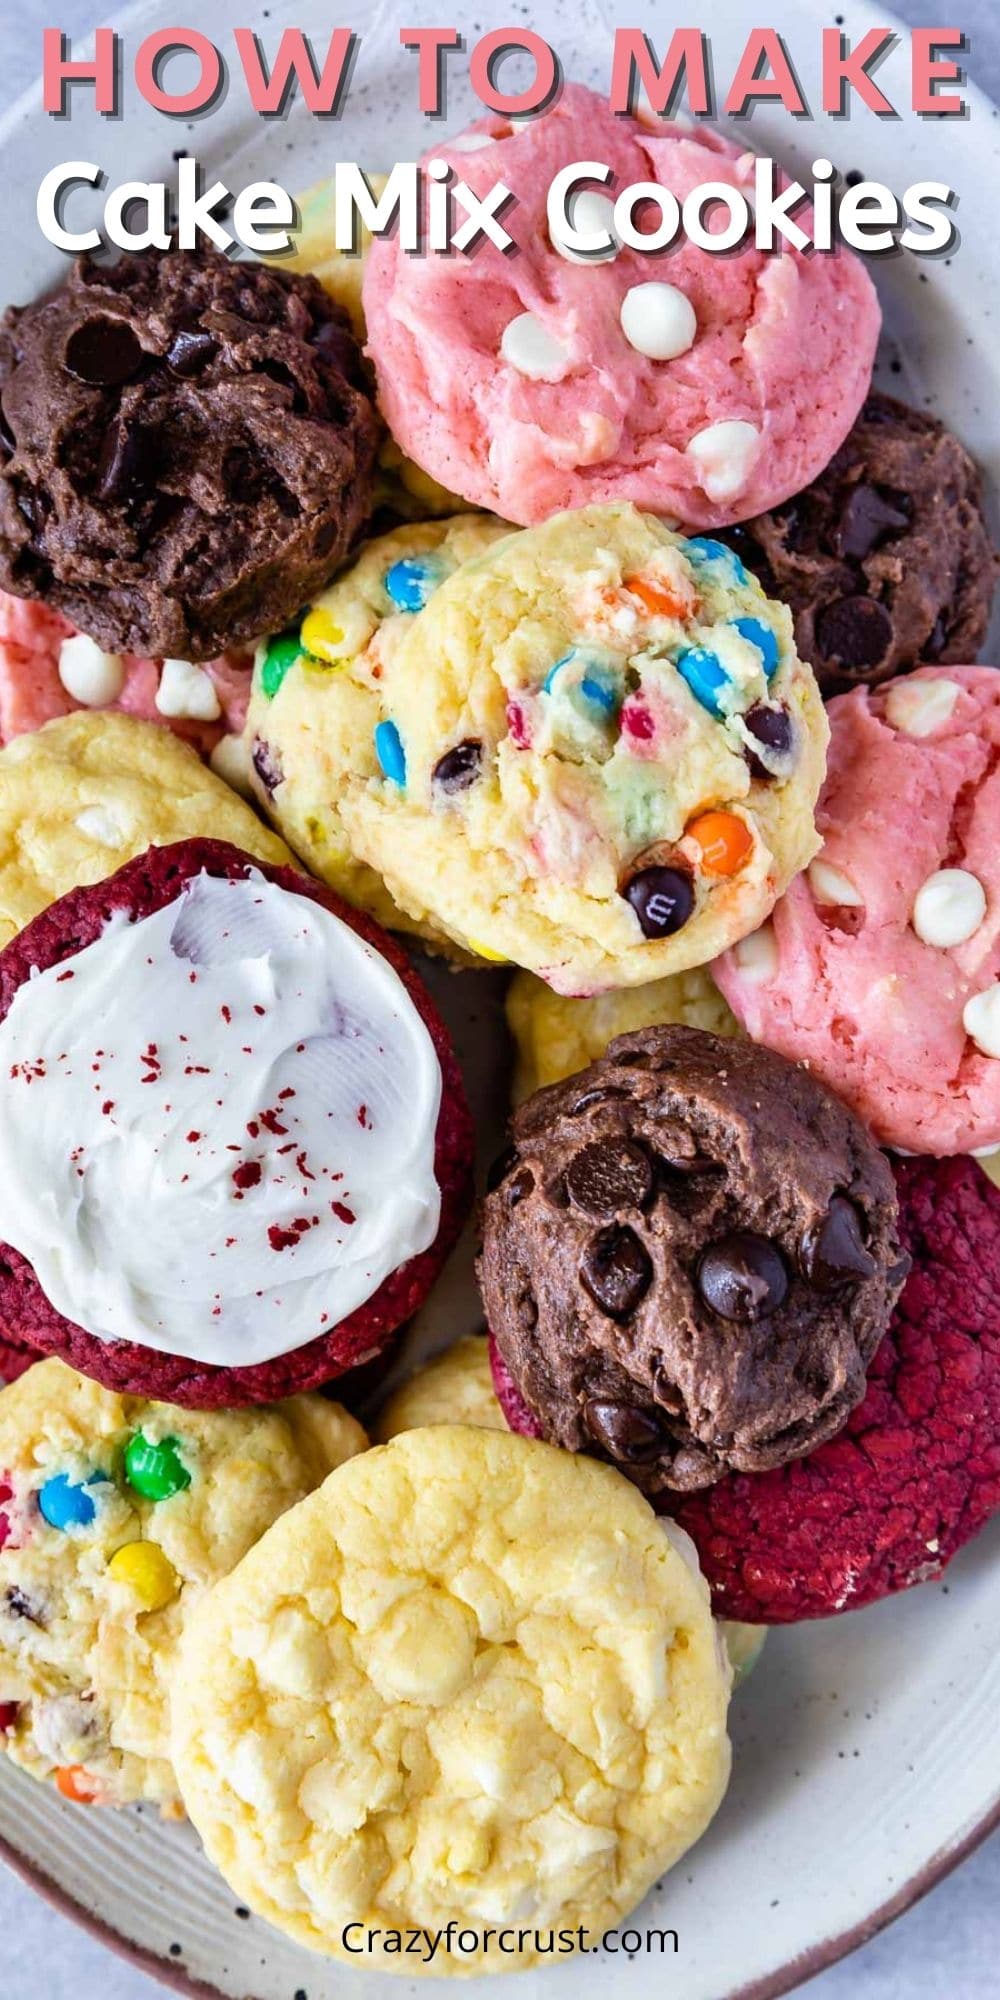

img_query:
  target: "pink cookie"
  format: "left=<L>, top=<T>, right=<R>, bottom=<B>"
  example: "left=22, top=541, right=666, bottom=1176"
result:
left=715, top=666, right=1000, bottom=1156
left=363, top=84, right=880, bottom=528
left=0, top=590, right=250, bottom=758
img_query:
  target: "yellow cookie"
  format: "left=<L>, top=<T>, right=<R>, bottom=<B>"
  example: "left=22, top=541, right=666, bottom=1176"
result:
left=246, top=514, right=510, bottom=946
left=275, top=176, right=461, bottom=523
left=331, top=505, right=827, bottom=992
left=171, top=1425, right=731, bottom=1971
left=377, top=1339, right=766, bottom=1689
left=0, top=711, right=292, bottom=946
left=506, top=966, right=740, bottom=1102
left=0, top=1359, right=365, bottom=1811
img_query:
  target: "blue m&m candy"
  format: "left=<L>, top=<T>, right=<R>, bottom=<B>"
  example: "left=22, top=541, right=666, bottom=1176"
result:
left=543, top=650, right=619, bottom=718
left=676, top=645, right=731, bottom=720
left=38, top=1473, right=104, bottom=1532
left=374, top=720, right=407, bottom=786
left=682, top=536, right=749, bottom=585
left=383, top=559, right=440, bottom=613
left=731, top=616, right=780, bottom=678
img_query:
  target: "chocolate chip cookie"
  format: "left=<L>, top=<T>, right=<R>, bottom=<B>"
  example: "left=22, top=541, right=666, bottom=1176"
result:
left=0, top=250, right=380, bottom=661
left=479, top=1024, right=908, bottom=1496
left=725, top=392, right=997, bottom=697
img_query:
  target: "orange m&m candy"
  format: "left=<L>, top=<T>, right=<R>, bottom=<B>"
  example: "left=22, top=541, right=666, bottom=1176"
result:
left=55, top=1764, right=101, bottom=1804
left=687, top=809, right=753, bottom=878
left=623, top=573, right=695, bottom=621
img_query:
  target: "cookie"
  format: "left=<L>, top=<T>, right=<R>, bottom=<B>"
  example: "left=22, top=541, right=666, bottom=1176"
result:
left=0, top=838, right=472, bottom=1406
left=0, top=249, right=379, bottom=661
left=0, top=1358, right=364, bottom=1808
left=276, top=175, right=461, bottom=524
left=506, top=965, right=738, bottom=1102
left=327, top=503, right=827, bottom=992
left=246, top=513, right=510, bottom=944
left=715, top=666, right=1000, bottom=1155
left=363, top=84, right=880, bottom=528
left=377, top=1337, right=766, bottom=1683
left=0, top=588, right=252, bottom=764
left=481, top=1026, right=908, bottom=1496
left=170, top=1425, right=731, bottom=1968
left=0, top=712, right=291, bottom=949
left=726, top=393, right=998, bottom=697
left=668, top=1158, right=1000, bottom=1620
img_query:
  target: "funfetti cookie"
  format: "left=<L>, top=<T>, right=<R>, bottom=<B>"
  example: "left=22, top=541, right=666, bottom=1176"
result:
left=481, top=1026, right=908, bottom=1498
left=0, top=1358, right=365, bottom=1809
left=715, top=665, right=1000, bottom=1156
left=0, top=712, right=291, bottom=948
left=170, top=1425, right=731, bottom=1970
left=725, top=393, right=998, bottom=697
left=327, top=503, right=827, bottom=993
left=363, top=83, right=880, bottom=528
left=0, top=248, right=379, bottom=662
left=246, top=513, right=510, bottom=946
left=0, top=588, right=253, bottom=768
left=506, top=964, right=739, bottom=1101
left=0, top=838, right=472, bottom=1406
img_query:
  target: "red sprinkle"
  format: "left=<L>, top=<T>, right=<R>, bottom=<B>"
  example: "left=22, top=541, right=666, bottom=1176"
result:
left=331, top=1200, right=356, bottom=1226
left=268, top=1217, right=314, bottom=1252
left=232, top=1160, right=262, bottom=1193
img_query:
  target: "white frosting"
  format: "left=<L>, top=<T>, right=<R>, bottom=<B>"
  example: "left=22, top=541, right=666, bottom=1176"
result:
left=499, top=312, right=571, bottom=381
left=0, top=874, right=442, bottom=1366
left=619, top=282, right=696, bottom=360
left=963, top=983, right=1000, bottom=1060
left=58, top=635, right=124, bottom=708
left=731, top=922, right=777, bottom=982
left=885, top=677, right=960, bottom=739
left=808, top=858, right=864, bottom=908
left=684, top=420, right=760, bottom=501
left=156, top=659, right=222, bottom=722
left=912, top=867, right=986, bottom=949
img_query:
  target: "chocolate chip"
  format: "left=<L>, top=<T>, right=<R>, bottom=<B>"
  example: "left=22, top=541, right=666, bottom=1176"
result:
left=311, top=318, right=360, bottom=381
left=584, top=1398, right=663, bottom=1463
left=566, top=1139, right=653, bottom=1217
left=835, top=483, right=911, bottom=562
left=507, top=1166, right=535, bottom=1206
left=486, top=1145, right=519, bottom=1192
left=581, top=1224, right=653, bottom=1320
left=313, top=520, right=339, bottom=558
left=744, top=702, right=794, bottom=780
left=569, top=1085, right=630, bottom=1115
left=5, top=1586, right=44, bottom=1626
left=723, top=523, right=776, bottom=595
left=251, top=736, right=283, bottom=797
left=96, top=419, right=145, bottom=503
left=0, top=401, right=14, bottom=458
left=433, top=740, right=483, bottom=794
left=801, top=1195, right=878, bottom=1290
left=925, top=611, right=950, bottom=660
left=166, top=328, right=218, bottom=378
left=815, top=595, right=894, bottom=670
left=622, top=865, right=694, bottom=940
left=64, top=317, right=144, bottom=388
left=698, top=1231, right=789, bottom=1321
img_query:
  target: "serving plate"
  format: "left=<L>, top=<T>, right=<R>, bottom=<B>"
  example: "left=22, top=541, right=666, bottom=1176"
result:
left=2, top=0, right=1000, bottom=1993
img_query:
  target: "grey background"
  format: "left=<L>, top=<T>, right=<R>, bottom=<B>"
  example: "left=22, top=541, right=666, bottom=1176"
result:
left=0, top=3, right=998, bottom=1997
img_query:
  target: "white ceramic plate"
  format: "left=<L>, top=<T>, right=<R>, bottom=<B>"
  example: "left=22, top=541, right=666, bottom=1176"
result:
left=2, top=0, right=1000, bottom=1994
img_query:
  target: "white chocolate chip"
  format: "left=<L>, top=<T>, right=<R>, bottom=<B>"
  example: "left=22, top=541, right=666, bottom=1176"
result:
left=209, top=732, right=254, bottom=798
left=155, top=659, right=222, bottom=722
left=684, top=420, right=760, bottom=502
left=971, top=1142, right=1000, bottom=1158
left=620, top=282, right=696, bottom=360
left=964, top=983, right=1000, bottom=1058
left=885, top=677, right=961, bottom=739
left=499, top=312, right=571, bottom=381
left=808, top=858, right=864, bottom=908
left=552, top=190, right=619, bottom=264
left=448, top=132, right=495, bottom=153
left=912, top=868, right=987, bottom=949
left=74, top=803, right=127, bottom=848
left=732, top=922, right=777, bottom=982
left=57, top=634, right=125, bottom=708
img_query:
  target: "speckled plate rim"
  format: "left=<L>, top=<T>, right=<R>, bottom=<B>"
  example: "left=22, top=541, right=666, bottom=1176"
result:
left=1, top=0, right=1000, bottom=1994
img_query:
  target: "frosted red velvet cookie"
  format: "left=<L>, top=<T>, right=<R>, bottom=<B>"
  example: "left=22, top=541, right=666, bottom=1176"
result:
left=363, top=84, right=880, bottom=528
left=715, top=666, right=1000, bottom=1156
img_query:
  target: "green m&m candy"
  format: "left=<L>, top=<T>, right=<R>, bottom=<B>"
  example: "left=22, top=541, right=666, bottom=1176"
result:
left=124, top=1432, right=191, bottom=1502
left=260, top=631, right=302, bottom=699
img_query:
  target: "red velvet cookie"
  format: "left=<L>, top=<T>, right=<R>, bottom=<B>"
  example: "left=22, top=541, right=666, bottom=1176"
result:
left=496, top=1157, right=1000, bottom=1621
left=0, top=839, right=472, bottom=1407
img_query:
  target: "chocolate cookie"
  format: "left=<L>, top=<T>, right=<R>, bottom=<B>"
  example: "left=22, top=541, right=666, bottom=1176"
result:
left=479, top=1025, right=908, bottom=1496
left=725, top=393, right=997, bottom=697
left=0, top=250, right=380, bottom=661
